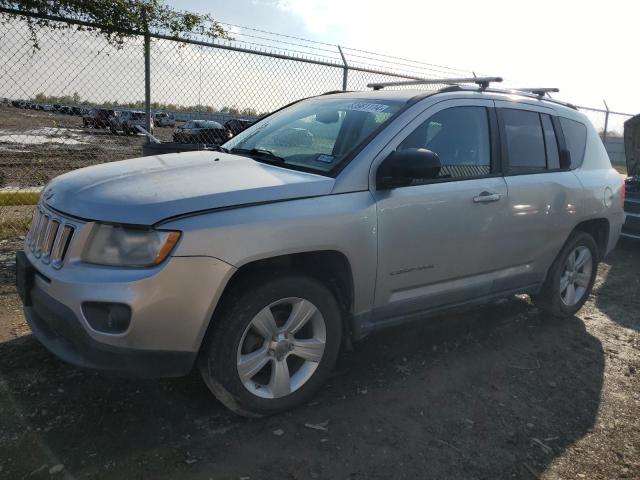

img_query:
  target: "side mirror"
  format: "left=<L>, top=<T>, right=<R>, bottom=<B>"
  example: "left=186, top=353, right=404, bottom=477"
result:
left=376, top=148, right=441, bottom=189
left=559, top=149, right=572, bottom=169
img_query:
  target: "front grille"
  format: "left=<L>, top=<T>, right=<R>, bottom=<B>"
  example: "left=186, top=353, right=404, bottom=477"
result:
left=26, top=206, right=76, bottom=267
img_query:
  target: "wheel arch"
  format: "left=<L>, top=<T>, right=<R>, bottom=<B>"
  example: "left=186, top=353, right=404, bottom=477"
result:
left=571, top=218, right=610, bottom=261
left=538, top=217, right=609, bottom=295
left=198, top=250, right=356, bottom=354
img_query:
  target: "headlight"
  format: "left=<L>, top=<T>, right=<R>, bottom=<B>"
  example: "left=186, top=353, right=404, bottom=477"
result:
left=82, top=224, right=181, bottom=267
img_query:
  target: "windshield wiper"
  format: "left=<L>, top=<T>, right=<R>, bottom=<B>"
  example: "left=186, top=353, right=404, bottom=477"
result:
left=230, top=147, right=286, bottom=165
left=207, top=144, right=229, bottom=153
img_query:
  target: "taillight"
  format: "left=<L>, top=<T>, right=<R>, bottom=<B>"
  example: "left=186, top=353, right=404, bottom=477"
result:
left=621, top=175, right=626, bottom=208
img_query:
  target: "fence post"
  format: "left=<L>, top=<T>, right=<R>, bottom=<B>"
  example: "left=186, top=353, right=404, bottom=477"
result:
left=144, top=32, right=151, bottom=139
left=602, top=99, right=610, bottom=146
left=337, top=45, right=348, bottom=91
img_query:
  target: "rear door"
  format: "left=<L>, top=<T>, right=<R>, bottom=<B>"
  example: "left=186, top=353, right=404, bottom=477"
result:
left=494, top=101, right=584, bottom=289
left=372, top=99, right=510, bottom=322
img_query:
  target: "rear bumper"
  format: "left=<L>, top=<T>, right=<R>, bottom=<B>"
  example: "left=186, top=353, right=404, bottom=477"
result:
left=25, top=284, right=195, bottom=377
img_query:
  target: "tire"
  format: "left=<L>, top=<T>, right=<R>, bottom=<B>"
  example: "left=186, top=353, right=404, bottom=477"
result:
left=533, top=231, right=598, bottom=318
left=199, top=273, right=342, bottom=417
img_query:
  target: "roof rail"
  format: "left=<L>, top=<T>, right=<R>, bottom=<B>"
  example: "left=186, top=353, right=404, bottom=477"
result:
left=515, top=87, right=560, bottom=97
left=367, top=76, right=503, bottom=91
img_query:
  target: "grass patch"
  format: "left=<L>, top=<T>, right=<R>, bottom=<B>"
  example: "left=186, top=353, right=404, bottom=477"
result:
left=0, top=190, right=41, bottom=206
left=0, top=217, right=31, bottom=241
left=614, top=165, right=628, bottom=175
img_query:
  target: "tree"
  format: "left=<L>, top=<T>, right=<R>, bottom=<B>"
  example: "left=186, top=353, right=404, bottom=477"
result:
left=0, top=0, right=230, bottom=50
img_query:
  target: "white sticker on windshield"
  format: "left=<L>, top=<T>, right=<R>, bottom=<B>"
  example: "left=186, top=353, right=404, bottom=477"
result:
left=316, top=154, right=335, bottom=164
left=346, top=102, right=389, bottom=113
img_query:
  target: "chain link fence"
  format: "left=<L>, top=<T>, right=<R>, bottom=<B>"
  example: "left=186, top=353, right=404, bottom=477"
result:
left=0, top=9, right=636, bottom=283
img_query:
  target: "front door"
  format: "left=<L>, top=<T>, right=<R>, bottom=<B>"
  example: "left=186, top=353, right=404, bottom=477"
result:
left=372, top=100, right=509, bottom=322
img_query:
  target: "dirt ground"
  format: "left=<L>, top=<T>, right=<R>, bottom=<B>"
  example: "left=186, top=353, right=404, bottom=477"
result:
left=0, top=105, right=175, bottom=187
left=0, top=239, right=638, bottom=479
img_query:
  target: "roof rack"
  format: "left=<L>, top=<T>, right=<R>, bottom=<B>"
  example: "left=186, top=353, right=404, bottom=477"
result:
left=367, top=76, right=503, bottom=91
left=515, top=87, right=560, bottom=97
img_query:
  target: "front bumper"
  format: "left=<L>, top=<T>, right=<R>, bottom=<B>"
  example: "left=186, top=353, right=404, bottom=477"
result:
left=19, top=250, right=235, bottom=377
left=25, top=283, right=196, bottom=377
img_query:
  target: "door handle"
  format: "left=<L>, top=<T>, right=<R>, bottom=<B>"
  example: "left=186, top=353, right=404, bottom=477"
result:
left=473, top=191, right=502, bottom=203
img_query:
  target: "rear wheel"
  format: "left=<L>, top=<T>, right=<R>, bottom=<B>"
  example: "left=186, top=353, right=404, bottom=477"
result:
left=533, top=232, right=598, bottom=317
left=199, top=274, right=342, bottom=417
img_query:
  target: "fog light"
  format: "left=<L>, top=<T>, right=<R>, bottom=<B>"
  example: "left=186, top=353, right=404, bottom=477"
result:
left=82, top=302, right=131, bottom=333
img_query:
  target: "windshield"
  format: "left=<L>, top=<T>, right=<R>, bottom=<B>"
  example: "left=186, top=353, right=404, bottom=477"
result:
left=223, top=97, right=402, bottom=174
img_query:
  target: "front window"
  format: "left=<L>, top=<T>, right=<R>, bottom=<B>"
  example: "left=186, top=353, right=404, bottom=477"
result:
left=398, top=106, right=491, bottom=180
left=224, top=97, right=402, bottom=174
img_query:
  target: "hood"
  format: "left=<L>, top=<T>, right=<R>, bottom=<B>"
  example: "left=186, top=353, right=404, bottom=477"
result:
left=44, top=151, right=335, bottom=224
left=624, top=114, right=640, bottom=177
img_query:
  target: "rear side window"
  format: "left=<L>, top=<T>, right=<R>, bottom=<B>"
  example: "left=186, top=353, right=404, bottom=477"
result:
left=502, top=109, right=546, bottom=172
left=559, top=117, right=587, bottom=168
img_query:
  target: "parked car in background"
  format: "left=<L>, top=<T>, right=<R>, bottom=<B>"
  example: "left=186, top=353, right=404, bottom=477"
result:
left=622, top=115, right=640, bottom=240
left=83, top=108, right=114, bottom=128
left=71, top=106, right=82, bottom=116
left=42, top=104, right=55, bottom=112
left=154, top=112, right=176, bottom=128
left=224, top=118, right=254, bottom=136
left=173, top=120, right=231, bottom=144
left=16, top=85, right=625, bottom=416
left=59, top=106, right=72, bottom=115
left=109, top=110, right=153, bottom=135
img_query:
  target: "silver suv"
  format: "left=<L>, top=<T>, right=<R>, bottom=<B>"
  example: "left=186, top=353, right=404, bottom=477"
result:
left=16, top=82, right=625, bottom=416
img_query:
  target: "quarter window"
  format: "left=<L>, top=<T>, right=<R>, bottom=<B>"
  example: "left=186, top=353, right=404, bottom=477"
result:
left=398, top=106, right=491, bottom=180
left=502, top=109, right=546, bottom=172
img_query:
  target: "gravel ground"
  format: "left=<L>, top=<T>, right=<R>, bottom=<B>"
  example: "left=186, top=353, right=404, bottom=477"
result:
left=0, top=240, right=638, bottom=479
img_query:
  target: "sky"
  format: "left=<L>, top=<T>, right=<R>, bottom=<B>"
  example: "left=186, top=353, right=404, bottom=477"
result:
left=167, top=0, right=639, bottom=116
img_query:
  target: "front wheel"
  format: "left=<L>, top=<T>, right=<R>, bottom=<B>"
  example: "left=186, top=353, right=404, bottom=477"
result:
left=533, top=232, right=598, bottom=317
left=199, top=274, right=342, bottom=417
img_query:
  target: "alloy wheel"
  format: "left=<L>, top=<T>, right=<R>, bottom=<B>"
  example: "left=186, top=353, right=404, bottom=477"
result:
left=236, top=297, right=326, bottom=399
left=559, top=245, right=593, bottom=306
